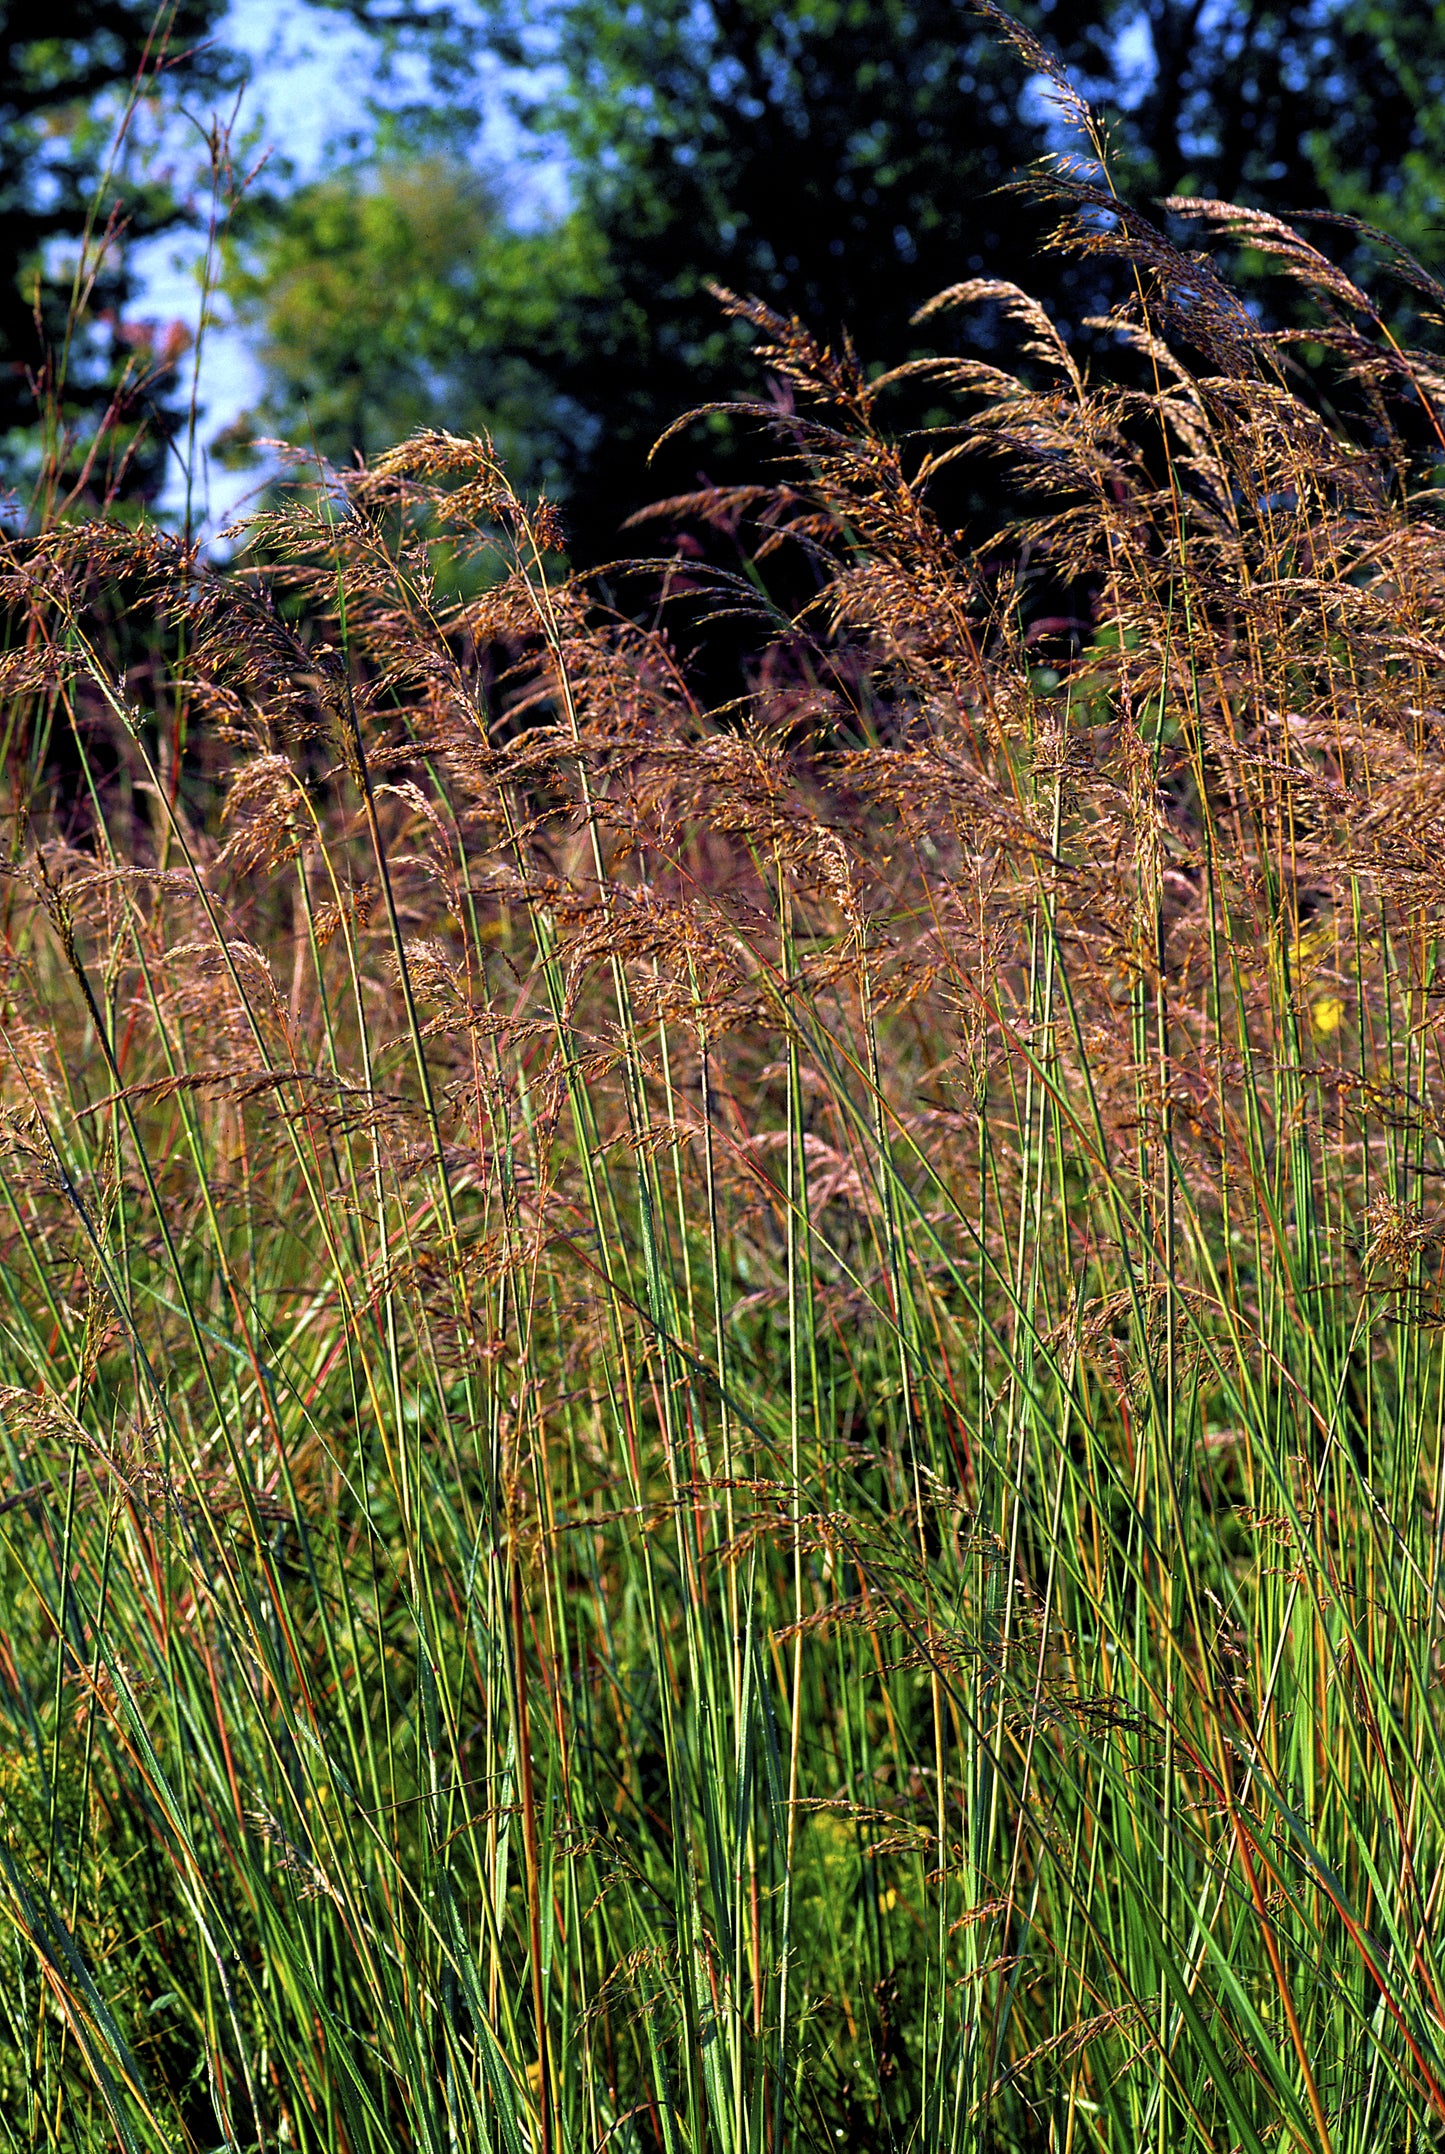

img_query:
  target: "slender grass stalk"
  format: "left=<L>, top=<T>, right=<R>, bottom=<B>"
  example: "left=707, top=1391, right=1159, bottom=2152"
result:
left=9, top=42, right=1445, bottom=2152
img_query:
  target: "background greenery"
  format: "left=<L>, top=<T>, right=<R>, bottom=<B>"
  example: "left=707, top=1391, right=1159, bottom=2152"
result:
left=218, top=0, right=1445, bottom=553
left=13, top=0, right=1445, bottom=545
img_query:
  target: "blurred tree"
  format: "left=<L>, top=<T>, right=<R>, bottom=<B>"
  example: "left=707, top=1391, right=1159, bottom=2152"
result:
left=227, top=0, right=1058, bottom=558
left=228, top=0, right=1445, bottom=559
left=513, top=0, right=1445, bottom=548
left=0, top=1, right=237, bottom=508
left=0, top=0, right=472, bottom=515
left=219, top=154, right=604, bottom=490
left=489, top=0, right=1064, bottom=553
left=1048, top=0, right=1445, bottom=259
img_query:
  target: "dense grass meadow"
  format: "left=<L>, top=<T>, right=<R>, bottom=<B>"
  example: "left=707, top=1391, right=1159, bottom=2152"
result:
left=13, top=72, right=1445, bottom=2148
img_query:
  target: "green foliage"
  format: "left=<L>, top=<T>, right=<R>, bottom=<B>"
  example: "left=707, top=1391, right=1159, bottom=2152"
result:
left=1048, top=0, right=1445, bottom=255
left=229, top=0, right=1445, bottom=555
left=0, top=0, right=485, bottom=517
left=508, top=0, right=1076, bottom=555
left=220, top=153, right=607, bottom=487
left=0, top=0, right=236, bottom=506
left=230, top=0, right=1060, bottom=556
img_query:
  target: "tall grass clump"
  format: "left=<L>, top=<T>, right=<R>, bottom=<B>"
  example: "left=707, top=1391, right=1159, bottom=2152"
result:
left=8, top=49, right=1445, bottom=2154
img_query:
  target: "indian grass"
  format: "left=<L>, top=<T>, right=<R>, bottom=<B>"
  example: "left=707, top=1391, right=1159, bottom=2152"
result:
left=4, top=97, right=1445, bottom=2154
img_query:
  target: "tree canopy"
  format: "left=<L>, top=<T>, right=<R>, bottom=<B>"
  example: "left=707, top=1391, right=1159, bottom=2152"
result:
left=228, top=0, right=1060, bottom=556
left=0, top=1, right=236, bottom=506
left=220, top=153, right=604, bottom=489
left=1049, top=0, right=1445, bottom=251
left=0, top=0, right=475, bottom=515
left=197, top=0, right=1445, bottom=551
